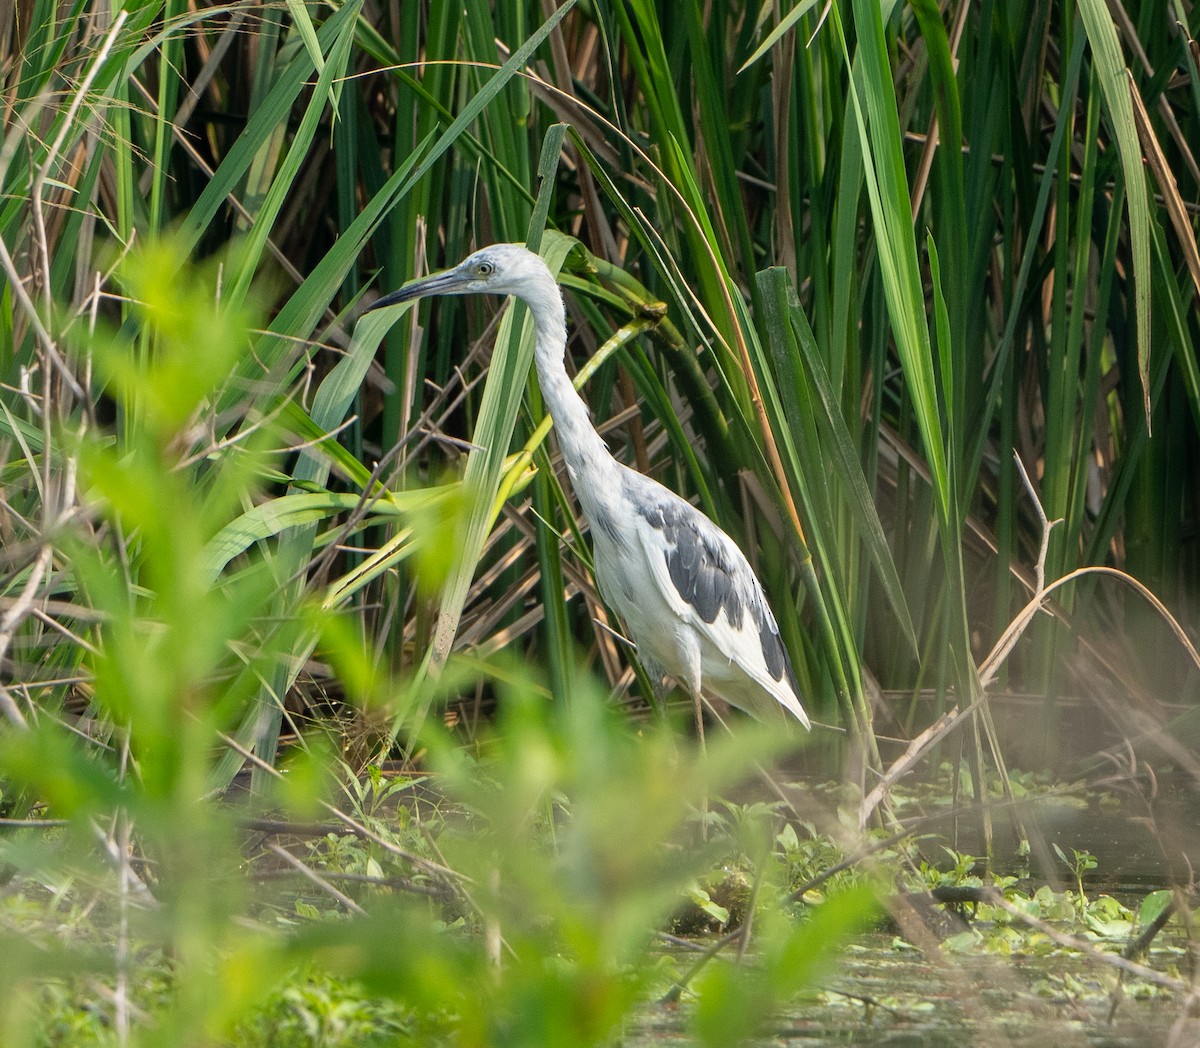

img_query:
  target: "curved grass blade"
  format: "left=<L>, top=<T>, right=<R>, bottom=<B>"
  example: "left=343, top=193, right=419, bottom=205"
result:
left=738, top=0, right=826, bottom=73
left=1077, top=0, right=1154, bottom=426
left=757, top=267, right=917, bottom=656
left=225, top=0, right=363, bottom=307
left=177, top=0, right=362, bottom=255
left=417, top=127, right=573, bottom=687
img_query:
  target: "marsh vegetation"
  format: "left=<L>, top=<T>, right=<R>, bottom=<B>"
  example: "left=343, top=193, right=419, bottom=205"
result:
left=0, top=0, right=1198, bottom=1044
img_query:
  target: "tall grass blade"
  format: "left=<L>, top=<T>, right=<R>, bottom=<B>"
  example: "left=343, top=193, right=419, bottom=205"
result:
left=1077, top=0, right=1154, bottom=424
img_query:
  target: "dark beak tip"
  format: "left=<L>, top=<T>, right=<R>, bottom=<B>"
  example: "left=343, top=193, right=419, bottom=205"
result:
left=363, top=288, right=414, bottom=314
left=363, top=268, right=461, bottom=316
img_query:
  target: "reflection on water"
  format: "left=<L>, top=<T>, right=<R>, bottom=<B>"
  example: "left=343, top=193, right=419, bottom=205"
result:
left=918, top=778, right=1200, bottom=891
left=628, top=929, right=1194, bottom=1047
left=628, top=775, right=1200, bottom=1046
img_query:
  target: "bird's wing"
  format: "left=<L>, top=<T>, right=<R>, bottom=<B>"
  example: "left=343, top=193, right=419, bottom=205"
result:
left=628, top=480, right=803, bottom=709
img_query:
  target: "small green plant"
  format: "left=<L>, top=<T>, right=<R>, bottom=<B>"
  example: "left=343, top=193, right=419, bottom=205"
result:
left=918, top=847, right=982, bottom=889
left=234, top=971, right=421, bottom=1048
left=1054, top=845, right=1099, bottom=917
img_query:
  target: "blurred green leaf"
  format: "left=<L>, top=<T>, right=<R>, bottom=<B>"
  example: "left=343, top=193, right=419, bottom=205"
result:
left=691, top=884, right=878, bottom=1047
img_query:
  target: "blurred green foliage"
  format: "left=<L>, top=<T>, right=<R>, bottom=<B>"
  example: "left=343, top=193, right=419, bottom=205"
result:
left=0, top=0, right=1196, bottom=1042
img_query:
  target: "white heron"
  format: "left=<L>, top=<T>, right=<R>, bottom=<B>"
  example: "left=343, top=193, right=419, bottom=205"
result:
left=367, top=244, right=810, bottom=730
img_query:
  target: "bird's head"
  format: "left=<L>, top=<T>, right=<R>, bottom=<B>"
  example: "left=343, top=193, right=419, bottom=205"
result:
left=365, top=244, right=554, bottom=313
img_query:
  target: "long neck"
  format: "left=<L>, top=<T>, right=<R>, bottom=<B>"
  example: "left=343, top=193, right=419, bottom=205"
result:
left=525, top=285, right=623, bottom=528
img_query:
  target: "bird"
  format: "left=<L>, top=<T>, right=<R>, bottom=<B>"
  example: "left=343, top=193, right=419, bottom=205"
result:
left=366, top=244, right=810, bottom=730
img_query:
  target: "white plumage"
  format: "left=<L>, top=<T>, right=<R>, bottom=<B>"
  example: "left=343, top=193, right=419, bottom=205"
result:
left=368, top=244, right=810, bottom=729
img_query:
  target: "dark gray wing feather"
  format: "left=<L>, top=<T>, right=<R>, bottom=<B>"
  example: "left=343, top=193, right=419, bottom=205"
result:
left=635, top=493, right=796, bottom=688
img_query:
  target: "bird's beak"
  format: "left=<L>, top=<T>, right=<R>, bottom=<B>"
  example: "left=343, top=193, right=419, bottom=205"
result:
left=364, top=269, right=463, bottom=313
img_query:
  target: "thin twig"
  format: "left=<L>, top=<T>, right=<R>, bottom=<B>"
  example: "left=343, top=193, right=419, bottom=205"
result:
left=0, top=236, right=85, bottom=400
left=31, top=12, right=127, bottom=310
left=0, top=543, right=56, bottom=728
left=858, top=699, right=985, bottom=827
left=113, top=810, right=132, bottom=1046
left=982, top=888, right=1188, bottom=993
left=265, top=841, right=367, bottom=917
left=978, top=452, right=1062, bottom=690
left=215, top=727, right=469, bottom=888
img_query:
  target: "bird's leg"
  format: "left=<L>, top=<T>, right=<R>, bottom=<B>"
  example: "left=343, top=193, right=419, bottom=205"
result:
left=485, top=865, right=502, bottom=970
left=691, top=688, right=708, bottom=842
left=673, top=639, right=710, bottom=843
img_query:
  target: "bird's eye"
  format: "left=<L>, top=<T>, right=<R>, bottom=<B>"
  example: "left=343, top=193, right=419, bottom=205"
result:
left=476, top=261, right=493, bottom=276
